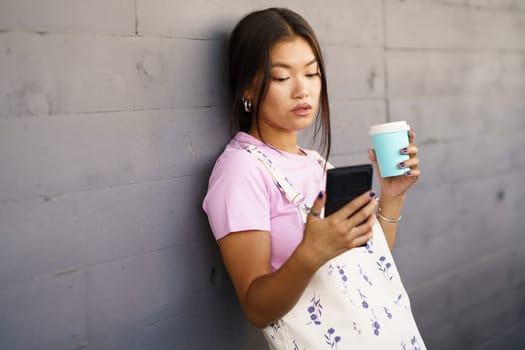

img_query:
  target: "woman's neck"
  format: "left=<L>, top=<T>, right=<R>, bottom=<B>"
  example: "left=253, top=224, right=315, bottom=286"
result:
left=248, top=126, right=302, bottom=155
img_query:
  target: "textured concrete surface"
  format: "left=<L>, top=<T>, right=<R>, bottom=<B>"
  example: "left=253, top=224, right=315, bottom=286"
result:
left=1, top=0, right=524, bottom=349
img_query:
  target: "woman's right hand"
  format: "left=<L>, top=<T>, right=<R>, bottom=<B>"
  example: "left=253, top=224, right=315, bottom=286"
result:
left=299, top=191, right=378, bottom=270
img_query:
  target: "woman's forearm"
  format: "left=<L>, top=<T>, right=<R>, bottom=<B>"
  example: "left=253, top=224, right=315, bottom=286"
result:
left=241, top=243, right=319, bottom=328
left=377, top=194, right=406, bottom=251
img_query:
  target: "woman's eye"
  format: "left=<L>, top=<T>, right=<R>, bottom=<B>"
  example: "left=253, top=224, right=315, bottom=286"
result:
left=306, top=72, right=320, bottom=78
left=271, top=77, right=289, bottom=82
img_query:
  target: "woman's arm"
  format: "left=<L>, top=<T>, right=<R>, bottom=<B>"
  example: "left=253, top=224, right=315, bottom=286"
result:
left=218, top=190, right=378, bottom=328
left=369, top=129, right=421, bottom=251
left=218, top=230, right=316, bottom=328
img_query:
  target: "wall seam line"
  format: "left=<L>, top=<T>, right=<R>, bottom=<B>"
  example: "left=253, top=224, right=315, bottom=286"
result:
left=381, top=0, right=391, bottom=122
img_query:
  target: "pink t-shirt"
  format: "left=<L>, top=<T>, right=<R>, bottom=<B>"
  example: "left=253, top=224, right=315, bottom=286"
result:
left=203, top=132, right=326, bottom=271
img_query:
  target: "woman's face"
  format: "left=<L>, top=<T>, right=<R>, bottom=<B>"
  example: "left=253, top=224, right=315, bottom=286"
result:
left=250, top=36, right=322, bottom=137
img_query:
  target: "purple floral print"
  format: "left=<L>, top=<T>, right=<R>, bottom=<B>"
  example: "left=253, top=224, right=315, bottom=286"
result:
left=269, top=321, right=281, bottom=340
left=377, top=256, right=393, bottom=280
left=372, top=320, right=381, bottom=336
left=292, top=339, right=305, bottom=350
left=401, top=335, right=423, bottom=350
left=383, top=306, right=393, bottom=319
left=411, top=335, right=422, bottom=350
left=328, top=261, right=349, bottom=292
left=358, top=264, right=373, bottom=286
left=307, top=294, right=323, bottom=325
left=364, top=237, right=374, bottom=254
left=357, top=289, right=369, bottom=309
left=353, top=321, right=362, bottom=335
left=394, top=294, right=403, bottom=305
left=324, top=328, right=341, bottom=349
left=370, top=310, right=381, bottom=336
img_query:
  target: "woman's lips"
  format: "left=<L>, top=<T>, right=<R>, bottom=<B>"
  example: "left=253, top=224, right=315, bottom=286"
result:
left=292, top=103, right=312, bottom=116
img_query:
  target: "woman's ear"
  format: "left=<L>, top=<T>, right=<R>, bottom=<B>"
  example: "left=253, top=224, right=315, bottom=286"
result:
left=243, top=86, right=254, bottom=101
left=244, top=70, right=263, bottom=101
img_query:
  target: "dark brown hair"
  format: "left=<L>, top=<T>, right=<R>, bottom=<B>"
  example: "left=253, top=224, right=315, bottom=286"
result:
left=229, top=7, right=331, bottom=159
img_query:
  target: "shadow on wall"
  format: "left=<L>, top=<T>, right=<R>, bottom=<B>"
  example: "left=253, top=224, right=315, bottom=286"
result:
left=190, top=25, right=270, bottom=350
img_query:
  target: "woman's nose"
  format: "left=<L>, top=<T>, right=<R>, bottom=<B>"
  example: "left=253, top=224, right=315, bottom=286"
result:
left=293, top=80, right=309, bottom=99
left=295, top=90, right=308, bottom=99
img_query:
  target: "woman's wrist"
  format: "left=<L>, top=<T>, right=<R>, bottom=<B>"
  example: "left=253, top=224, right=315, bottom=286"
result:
left=294, top=240, right=326, bottom=273
left=377, top=207, right=402, bottom=223
left=377, top=193, right=406, bottom=223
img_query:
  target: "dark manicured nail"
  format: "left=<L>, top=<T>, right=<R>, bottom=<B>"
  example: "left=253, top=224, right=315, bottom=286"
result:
left=401, top=147, right=408, bottom=154
left=318, top=191, right=324, bottom=199
left=399, top=162, right=406, bottom=168
left=369, top=191, right=376, bottom=198
left=405, top=170, right=411, bottom=176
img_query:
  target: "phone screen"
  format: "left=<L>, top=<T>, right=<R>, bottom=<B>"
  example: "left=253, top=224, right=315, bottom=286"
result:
left=325, top=164, right=373, bottom=216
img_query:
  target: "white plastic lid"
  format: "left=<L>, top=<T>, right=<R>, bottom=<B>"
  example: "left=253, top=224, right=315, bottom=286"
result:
left=368, top=121, right=410, bottom=135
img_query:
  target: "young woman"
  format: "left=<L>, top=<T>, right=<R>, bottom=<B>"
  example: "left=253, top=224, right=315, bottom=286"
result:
left=203, top=8, right=426, bottom=349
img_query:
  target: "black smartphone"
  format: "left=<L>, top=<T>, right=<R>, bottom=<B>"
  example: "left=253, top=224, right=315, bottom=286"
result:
left=325, top=164, right=373, bottom=216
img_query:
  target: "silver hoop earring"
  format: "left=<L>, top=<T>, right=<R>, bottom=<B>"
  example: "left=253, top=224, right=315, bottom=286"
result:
left=242, top=97, right=252, bottom=112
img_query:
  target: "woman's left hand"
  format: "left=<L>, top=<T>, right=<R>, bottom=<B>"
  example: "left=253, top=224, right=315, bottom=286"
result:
left=368, top=129, right=420, bottom=199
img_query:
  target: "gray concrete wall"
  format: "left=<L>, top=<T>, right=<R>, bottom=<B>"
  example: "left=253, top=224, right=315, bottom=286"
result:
left=0, top=0, right=524, bottom=349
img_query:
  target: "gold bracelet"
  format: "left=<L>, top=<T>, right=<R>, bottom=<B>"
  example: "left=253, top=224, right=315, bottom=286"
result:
left=376, top=207, right=402, bottom=223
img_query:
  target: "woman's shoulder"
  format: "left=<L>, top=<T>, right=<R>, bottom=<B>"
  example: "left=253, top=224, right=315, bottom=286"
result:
left=203, top=136, right=274, bottom=214
left=213, top=141, right=264, bottom=175
left=208, top=136, right=271, bottom=189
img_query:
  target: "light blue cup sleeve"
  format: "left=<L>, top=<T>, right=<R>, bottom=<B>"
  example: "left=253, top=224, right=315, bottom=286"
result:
left=371, top=131, right=410, bottom=178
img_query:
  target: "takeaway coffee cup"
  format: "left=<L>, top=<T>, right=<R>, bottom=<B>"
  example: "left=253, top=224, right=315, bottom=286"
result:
left=368, top=121, right=410, bottom=178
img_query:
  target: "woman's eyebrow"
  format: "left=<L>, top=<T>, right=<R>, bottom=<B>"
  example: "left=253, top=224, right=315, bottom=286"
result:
left=271, top=58, right=317, bottom=68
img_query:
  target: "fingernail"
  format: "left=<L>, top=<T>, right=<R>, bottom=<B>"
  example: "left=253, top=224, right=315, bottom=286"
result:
left=405, top=170, right=411, bottom=176
left=399, top=162, right=406, bottom=168
left=318, top=191, right=324, bottom=199
left=401, top=147, right=408, bottom=154
left=369, top=191, right=376, bottom=198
